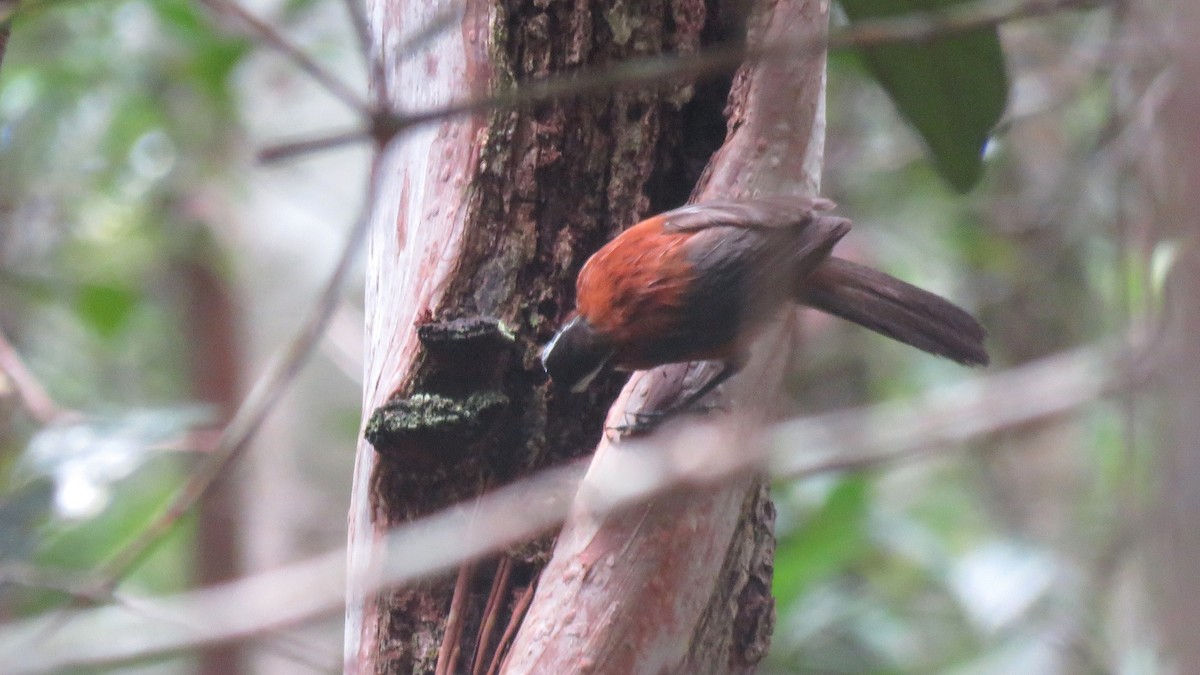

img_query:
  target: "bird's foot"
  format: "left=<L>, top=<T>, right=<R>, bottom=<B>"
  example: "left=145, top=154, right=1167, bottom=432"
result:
left=607, top=402, right=724, bottom=439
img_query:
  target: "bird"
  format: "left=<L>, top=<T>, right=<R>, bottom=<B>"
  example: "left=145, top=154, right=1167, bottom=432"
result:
left=541, top=196, right=988, bottom=425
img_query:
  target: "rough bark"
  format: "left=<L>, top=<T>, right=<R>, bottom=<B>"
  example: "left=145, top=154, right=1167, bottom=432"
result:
left=503, top=0, right=829, bottom=672
left=348, top=0, right=719, bottom=672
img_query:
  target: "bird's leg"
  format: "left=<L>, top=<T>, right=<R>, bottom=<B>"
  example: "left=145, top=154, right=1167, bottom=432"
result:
left=614, top=361, right=740, bottom=437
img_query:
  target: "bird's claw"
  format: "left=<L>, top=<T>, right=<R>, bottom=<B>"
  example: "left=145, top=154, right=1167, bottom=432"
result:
left=609, top=410, right=666, bottom=438
left=605, top=403, right=725, bottom=440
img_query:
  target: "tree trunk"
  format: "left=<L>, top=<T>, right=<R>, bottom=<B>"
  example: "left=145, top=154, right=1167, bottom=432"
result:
left=347, top=0, right=828, bottom=671
left=1151, top=0, right=1200, bottom=670
left=179, top=250, right=246, bottom=675
left=503, top=0, right=828, bottom=672
left=347, top=0, right=716, bottom=672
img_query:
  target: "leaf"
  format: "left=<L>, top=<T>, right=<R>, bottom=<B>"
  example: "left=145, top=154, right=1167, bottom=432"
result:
left=838, top=0, right=1009, bottom=191
left=774, top=476, right=872, bottom=609
left=35, top=455, right=194, bottom=588
left=151, top=0, right=251, bottom=106
left=75, top=283, right=138, bottom=339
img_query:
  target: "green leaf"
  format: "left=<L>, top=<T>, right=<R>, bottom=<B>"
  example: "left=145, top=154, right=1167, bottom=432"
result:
left=76, top=283, right=139, bottom=339
left=151, top=0, right=250, bottom=106
left=774, top=476, right=872, bottom=609
left=36, top=455, right=194, bottom=589
left=838, top=0, right=1009, bottom=191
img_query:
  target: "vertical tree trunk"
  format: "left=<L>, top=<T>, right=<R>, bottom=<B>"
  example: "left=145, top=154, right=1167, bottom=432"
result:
left=503, top=0, right=828, bottom=672
left=347, top=1, right=714, bottom=672
left=179, top=250, right=246, bottom=675
left=1152, top=0, right=1200, bottom=670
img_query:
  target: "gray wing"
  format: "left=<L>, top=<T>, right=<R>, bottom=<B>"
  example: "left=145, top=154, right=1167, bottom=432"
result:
left=660, top=196, right=838, bottom=232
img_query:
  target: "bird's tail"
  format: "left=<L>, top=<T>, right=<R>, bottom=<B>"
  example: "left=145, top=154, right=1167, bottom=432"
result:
left=798, top=257, right=989, bottom=366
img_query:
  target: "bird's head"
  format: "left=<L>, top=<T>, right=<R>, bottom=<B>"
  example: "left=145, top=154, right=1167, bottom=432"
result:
left=540, top=315, right=616, bottom=393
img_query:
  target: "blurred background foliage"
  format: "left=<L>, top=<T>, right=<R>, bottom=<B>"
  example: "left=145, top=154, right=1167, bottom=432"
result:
left=1, top=0, right=248, bottom=601
left=770, top=7, right=1151, bottom=673
left=1, top=0, right=366, bottom=669
left=0, top=0, right=1145, bottom=672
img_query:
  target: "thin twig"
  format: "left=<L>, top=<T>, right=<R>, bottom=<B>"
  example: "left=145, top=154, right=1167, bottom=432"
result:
left=255, top=0, right=1109, bottom=163
left=0, top=563, right=335, bottom=671
left=92, top=154, right=381, bottom=589
left=0, top=563, right=114, bottom=605
left=107, top=198, right=371, bottom=578
left=766, top=345, right=1131, bottom=484
left=199, top=0, right=372, bottom=116
left=337, top=0, right=371, bottom=66
left=257, top=127, right=371, bottom=164
left=13, top=164, right=379, bottom=648
left=5, top=150, right=382, bottom=658
left=0, top=330, right=62, bottom=424
left=255, top=4, right=467, bottom=161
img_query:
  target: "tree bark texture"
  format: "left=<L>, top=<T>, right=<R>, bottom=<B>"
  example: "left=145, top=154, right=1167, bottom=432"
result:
left=503, top=1, right=828, bottom=672
left=348, top=0, right=723, bottom=672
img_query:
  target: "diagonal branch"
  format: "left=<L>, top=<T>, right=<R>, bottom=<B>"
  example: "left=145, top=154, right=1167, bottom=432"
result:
left=256, top=0, right=1110, bottom=163
left=199, top=0, right=372, bottom=116
left=7, top=160, right=381, bottom=650
left=0, top=330, right=64, bottom=424
left=0, top=343, right=1124, bottom=673
left=1, top=157, right=383, bottom=657
left=401, top=0, right=1107, bottom=131
left=91, top=160, right=379, bottom=587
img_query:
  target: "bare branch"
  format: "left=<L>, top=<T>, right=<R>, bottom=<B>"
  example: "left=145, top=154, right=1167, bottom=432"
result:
left=70, top=156, right=383, bottom=604
left=0, top=330, right=64, bottom=424
left=118, top=192, right=368, bottom=575
left=0, top=344, right=1121, bottom=673
left=5, top=170, right=378, bottom=650
left=198, top=0, right=372, bottom=116
left=257, top=0, right=1107, bottom=164
left=835, top=0, right=1105, bottom=47
left=397, top=0, right=1103, bottom=129
left=337, top=0, right=371, bottom=66
left=769, top=344, right=1122, bottom=482
left=0, top=563, right=115, bottom=605
left=257, top=127, right=371, bottom=164
left=0, top=564, right=337, bottom=672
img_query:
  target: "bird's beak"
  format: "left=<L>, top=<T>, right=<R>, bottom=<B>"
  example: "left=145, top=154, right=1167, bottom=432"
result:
left=541, top=316, right=614, bottom=392
left=569, top=354, right=610, bottom=393
left=539, top=317, right=575, bottom=372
